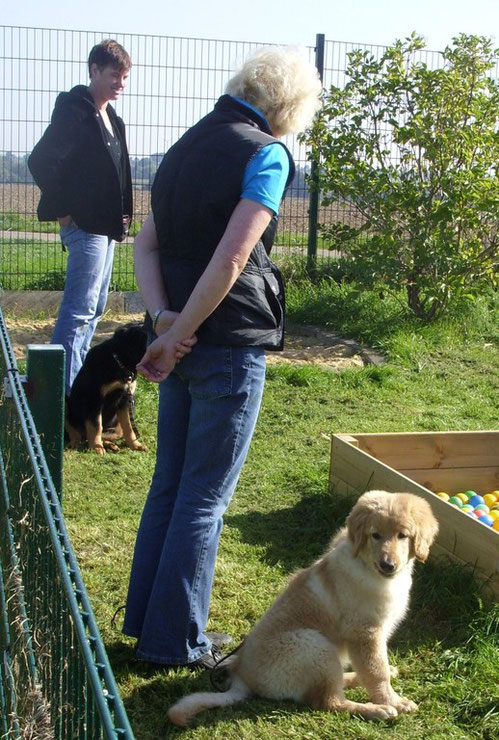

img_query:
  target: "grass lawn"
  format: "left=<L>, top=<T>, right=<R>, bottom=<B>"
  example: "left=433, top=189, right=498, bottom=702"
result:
left=0, top=238, right=137, bottom=291
left=60, top=281, right=498, bottom=739
left=0, top=234, right=322, bottom=291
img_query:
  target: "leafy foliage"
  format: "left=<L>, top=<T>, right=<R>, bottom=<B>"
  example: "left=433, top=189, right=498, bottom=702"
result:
left=305, top=34, right=499, bottom=320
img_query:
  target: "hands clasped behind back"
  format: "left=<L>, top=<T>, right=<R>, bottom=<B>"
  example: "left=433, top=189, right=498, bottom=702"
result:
left=137, top=311, right=197, bottom=383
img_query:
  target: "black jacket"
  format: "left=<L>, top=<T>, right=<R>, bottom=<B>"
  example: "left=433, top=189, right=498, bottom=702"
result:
left=152, top=95, right=295, bottom=349
left=28, top=85, right=133, bottom=242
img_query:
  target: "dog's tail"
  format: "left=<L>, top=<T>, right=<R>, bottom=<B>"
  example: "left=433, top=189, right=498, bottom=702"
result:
left=168, top=677, right=250, bottom=727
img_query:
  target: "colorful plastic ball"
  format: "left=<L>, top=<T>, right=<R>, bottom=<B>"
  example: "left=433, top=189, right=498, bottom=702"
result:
left=464, top=490, right=477, bottom=497
left=473, top=509, right=487, bottom=518
left=465, top=509, right=479, bottom=517
left=456, top=493, right=469, bottom=504
left=436, top=492, right=450, bottom=501
left=468, top=494, right=485, bottom=508
left=478, top=515, right=493, bottom=527
left=475, top=503, right=490, bottom=513
left=462, top=504, right=474, bottom=513
left=484, top=493, right=498, bottom=508
left=489, top=510, right=499, bottom=522
left=491, top=504, right=499, bottom=512
left=449, top=496, right=464, bottom=508
left=493, top=519, right=499, bottom=532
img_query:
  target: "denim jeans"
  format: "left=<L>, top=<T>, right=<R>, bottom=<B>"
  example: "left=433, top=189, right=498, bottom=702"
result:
left=52, top=222, right=115, bottom=395
left=123, top=342, right=266, bottom=664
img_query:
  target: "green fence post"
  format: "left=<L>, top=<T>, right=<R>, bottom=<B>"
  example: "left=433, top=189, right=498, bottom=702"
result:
left=25, top=345, right=65, bottom=498
left=307, top=32, right=325, bottom=273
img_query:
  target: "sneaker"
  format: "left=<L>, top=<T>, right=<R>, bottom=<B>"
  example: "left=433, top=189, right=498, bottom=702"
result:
left=138, top=633, right=233, bottom=673
left=189, top=644, right=227, bottom=671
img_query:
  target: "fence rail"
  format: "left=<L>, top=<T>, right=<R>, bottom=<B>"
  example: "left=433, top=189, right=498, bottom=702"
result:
left=0, top=306, right=133, bottom=738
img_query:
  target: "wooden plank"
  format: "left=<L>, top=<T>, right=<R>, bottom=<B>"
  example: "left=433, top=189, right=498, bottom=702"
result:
left=351, top=431, right=499, bottom=471
left=402, top=467, right=499, bottom=495
left=330, top=435, right=499, bottom=594
left=330, top=435, right=438, bottom=497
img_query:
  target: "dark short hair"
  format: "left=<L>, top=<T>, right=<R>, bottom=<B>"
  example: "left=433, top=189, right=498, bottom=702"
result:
left=88, top=39, right=131, bottom=75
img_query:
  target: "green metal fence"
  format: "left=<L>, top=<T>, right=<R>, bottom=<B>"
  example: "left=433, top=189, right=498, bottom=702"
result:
left=1, top=26, right=498, bottom=291
left=0, top=306, right=133, bottom=738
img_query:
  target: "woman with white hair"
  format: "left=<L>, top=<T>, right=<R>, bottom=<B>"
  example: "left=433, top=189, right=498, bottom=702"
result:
left=123, top=46, right=321, bottom=670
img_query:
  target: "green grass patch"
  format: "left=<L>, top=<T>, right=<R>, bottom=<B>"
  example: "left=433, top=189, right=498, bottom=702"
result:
left=0, top=238, right=137, bottom=291
left=273, top=232, right=330, bottom=249
left=57, top=282, right=499, bottom=739
left=0, top=211, right=59, bottom=233
left=0, top=233, right=317, bottom=291
left=0, top=212, right=143, bottom=236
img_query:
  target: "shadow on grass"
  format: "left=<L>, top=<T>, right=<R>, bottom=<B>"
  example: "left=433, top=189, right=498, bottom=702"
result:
left=396, top=556, right=495, bottom=649
left=115, top=654, right=319, bottom=739
left=225, top=489, right=356, bottom=573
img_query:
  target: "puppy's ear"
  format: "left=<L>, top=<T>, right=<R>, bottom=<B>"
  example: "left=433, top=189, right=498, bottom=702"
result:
left=411, top=499, right=439, bottom=562
left=347, top=498, right=372, bottom=558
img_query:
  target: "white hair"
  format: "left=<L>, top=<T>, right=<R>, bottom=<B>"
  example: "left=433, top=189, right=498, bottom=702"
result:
left=225, top=46, right=322, bottom=136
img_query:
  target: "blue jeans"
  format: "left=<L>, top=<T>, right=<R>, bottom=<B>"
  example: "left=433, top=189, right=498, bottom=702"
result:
left=52, top=222, right=115, bottom=395
left=123, top=342, right=266, bottom=664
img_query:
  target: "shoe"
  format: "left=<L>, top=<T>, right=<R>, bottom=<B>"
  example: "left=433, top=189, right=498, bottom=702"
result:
left=189, top=644, right=227, bottom=671
left=138, top=634, right=233, bottom=673
left=206, top=631, right=233, bottom=649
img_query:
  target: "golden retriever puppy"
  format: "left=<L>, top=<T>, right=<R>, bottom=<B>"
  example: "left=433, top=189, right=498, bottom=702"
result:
left=168, top=490, right=439, bottom=726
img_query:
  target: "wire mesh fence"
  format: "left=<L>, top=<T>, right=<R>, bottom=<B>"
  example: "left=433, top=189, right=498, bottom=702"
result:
left=0, top=25, right=320, bottom=292
left=0, top=306, right=134, bottom=738
left=1, top=26, right=497, bottom=292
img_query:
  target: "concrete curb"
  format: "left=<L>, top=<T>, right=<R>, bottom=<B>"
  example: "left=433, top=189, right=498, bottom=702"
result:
left=0, top=290, right=146, bottom=316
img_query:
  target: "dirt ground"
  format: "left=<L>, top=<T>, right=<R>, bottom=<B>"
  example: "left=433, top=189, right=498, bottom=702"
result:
left=4, top=313, right=369, bottom=371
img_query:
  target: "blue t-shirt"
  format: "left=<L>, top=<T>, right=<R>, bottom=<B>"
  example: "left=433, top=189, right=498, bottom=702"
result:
left=232, top=97, right=290, bottom=215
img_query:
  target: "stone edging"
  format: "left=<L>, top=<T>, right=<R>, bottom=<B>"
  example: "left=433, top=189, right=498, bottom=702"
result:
left=285, top=323, right=385, bottom=366
left=0, top=290, right=145, bottom=315
left=0, top=292, right=385, bottom=366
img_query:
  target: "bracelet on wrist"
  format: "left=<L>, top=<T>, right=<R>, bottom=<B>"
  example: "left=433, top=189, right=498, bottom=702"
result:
left=151, top=308, right=166, bottom=333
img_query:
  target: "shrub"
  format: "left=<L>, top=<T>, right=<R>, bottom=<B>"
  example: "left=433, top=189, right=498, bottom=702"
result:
left=304, top=34, right=499, bottom=321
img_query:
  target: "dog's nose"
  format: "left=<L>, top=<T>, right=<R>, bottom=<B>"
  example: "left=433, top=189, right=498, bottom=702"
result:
left=379, top=560, right=396, bottom=574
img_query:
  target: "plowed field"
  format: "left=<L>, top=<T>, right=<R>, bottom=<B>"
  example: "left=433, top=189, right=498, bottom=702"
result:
left=1, top=184, right=361, bottom=236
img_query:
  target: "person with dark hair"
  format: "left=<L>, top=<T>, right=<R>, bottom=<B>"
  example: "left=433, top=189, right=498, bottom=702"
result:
left=28, top=40, right=133, bottom=395
left=123, top=46, right=321, bottom=670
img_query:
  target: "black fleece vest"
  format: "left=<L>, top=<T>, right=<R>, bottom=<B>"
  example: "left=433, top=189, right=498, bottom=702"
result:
left=151, top=95, right=295, bottom=349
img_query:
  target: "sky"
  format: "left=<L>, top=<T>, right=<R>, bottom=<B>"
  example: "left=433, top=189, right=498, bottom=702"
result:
left=3, top=0, right=499, bottom=51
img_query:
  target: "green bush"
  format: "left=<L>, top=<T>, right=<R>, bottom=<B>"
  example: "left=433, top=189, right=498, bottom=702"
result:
left=305, top=34, right=499, bottom=320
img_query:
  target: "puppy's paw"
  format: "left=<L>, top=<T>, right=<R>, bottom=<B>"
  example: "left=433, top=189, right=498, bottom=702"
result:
left=359, top=703, right=398, bottom=721
left=128, top=440, right=147, bottom=452
left=91, top=444, right=106, bottom=455
left=391, top=696, right=418, bottom=714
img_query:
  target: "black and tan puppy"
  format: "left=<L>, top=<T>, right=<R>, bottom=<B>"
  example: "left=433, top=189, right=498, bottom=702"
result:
left=65, top=323, right=147, bottom=454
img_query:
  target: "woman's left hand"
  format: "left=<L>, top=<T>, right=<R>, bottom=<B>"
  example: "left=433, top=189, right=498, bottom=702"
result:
left=137, top=331, right=197, bottom=382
